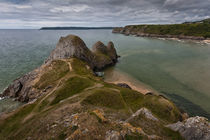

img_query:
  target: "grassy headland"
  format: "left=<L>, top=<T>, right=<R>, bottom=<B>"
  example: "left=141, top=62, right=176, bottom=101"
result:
left=113, top=18, right=210, bottom=40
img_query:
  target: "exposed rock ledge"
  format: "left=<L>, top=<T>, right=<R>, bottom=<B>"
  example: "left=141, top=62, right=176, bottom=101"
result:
left=167, top=116, right=210, bottom=140
left=0, top=35, right=118, bottom=102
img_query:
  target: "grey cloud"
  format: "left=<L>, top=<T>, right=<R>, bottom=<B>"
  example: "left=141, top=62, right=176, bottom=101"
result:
left=0, top=0, right=209, bottom=28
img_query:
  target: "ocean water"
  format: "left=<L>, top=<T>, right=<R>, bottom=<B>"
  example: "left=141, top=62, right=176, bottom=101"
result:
left=0, top=29, right=210, bottom=118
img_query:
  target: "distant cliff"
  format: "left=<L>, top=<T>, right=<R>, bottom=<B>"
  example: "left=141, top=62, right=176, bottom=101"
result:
left=40, top=27, right=114, bottom=30
left=113, top=19, right=210, bottom=40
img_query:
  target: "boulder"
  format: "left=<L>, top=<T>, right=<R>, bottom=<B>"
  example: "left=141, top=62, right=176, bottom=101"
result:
left=117, top=83, right=132, bottom=89
left=126, top=107, right=159, bottom=122
left=167, top=116, right=210, bottom=140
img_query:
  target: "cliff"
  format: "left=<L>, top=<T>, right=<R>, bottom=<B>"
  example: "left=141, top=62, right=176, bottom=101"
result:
left=112, top=22, right=210, bottom=40
left=0, top=35, right=209, bottom=140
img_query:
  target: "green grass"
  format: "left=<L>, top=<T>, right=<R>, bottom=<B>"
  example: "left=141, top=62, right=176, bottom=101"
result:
left=141, top=95, right=181, bottom=123
left=128, top=113, right=184, bottom=140
left=82, top=89, right=127, bottom=110
left=58, top=132, right=67, bottom=140
left=71, top=58, right=93, bottom=75
left=118, top=87, right=181, bottom=123
left=82, top=85, right=181, bottom=123
left=35, top=60, right=69, bottom=89
left=0, top=103, right=36, bottom=137
left=50, top=76, right=94, bottom=105
left=119, top=88, right=144, bottom=112
left=37, top=99, right=50, bottom=111
left=125, top=134, right=144, bottom=140
left=162, top=127, right=185, bottom=140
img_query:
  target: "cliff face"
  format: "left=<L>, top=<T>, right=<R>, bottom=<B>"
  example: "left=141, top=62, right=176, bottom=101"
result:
left=0, top=34, right=209, bottom=140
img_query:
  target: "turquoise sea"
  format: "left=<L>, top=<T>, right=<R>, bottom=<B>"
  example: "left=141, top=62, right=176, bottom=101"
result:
left=0, top=29, right=210, bottom=118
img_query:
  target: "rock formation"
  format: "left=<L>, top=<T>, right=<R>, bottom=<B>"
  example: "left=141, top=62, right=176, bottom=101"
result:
left=1, top=35, right=118, bottom=102
left=46, top=35, right=95, bottom=68
left=47, top=35, right=118, bottom=70
left=167, top=116, right=210, bottom=140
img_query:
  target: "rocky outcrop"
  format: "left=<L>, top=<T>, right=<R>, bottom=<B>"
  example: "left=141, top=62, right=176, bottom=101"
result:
left=46, top=35, right=95, bottom=67
left=126, top=108, right=159, bottom=122
left=92, top=41, right=118, bottom=70
left=117, top=83, right=132, bottom=89
left=1, top=35, right=118, bottom=102
left=167, top=116, right=210, bottom=140
left=47, top=35, right=118, bottom=70
left=1, top=71, right=38, bottom=102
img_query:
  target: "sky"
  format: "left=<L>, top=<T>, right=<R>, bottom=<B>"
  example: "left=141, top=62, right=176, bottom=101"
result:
left=0, top=0, right=209, bottom=29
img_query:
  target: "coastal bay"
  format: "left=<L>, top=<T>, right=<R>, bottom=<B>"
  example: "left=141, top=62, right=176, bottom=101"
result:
left=0, top=29, right=210, bottom=119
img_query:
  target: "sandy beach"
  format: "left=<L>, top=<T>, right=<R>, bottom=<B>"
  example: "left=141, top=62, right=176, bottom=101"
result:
left=104, top=68, right=159, bottom=95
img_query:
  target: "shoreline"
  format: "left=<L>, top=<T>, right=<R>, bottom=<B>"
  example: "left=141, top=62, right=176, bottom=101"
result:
left=104, top=67, right=159, bottom=95
left=112, top=30, right=210, bottom=44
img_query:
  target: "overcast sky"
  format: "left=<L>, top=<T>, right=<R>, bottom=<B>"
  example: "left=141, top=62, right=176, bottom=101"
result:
left=0, top=0, right=209, bottom=29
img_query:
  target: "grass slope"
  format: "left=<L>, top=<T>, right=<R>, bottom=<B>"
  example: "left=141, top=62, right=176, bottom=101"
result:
left=0, top=58, right=184, bottom=140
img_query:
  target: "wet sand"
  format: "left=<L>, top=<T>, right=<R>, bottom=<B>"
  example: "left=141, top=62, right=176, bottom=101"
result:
left=104, top=68, right=159, bottom=95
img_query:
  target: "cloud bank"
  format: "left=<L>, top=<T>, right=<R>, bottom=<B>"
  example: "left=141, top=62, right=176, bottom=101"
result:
left=0, top=0, right=209, bottom=28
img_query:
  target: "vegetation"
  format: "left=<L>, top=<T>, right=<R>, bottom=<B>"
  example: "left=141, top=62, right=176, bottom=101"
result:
left=50, top=76, right=94, bottom=105
left=70, top=58, right=93, bottom=75
left=0, top=58, right=184, bottom=140
left=82, top=89, right=127, bottom=110
left=35, top=60, right=69, bottom=89
left=123, top=21, right=210, bottom=38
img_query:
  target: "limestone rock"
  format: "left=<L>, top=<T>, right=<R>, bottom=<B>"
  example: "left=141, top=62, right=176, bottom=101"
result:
left=107, top=41, right=118, bottom=62
left=47, top=35, right=118, bottom=70
left=105, top=130, right=123, bottom=140
left=126, top=107, right=159, bottom=122
left=46, top=35, right=94, bottom=68
left=1, top=71, right=38, bottom=102
left=167, top=116, right=210, bottom=140
left=92, top=41, right=108, bottom=54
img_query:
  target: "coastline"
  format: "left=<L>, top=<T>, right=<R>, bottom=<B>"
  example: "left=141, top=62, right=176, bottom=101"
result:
left=104, top=67, right=159, bottom=95
left=112, top=28, right=210, bottom=44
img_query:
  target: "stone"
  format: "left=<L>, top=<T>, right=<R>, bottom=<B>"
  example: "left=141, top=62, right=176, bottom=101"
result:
left=117, top=83, right=132, bottom=89
left=126, top=107, right=159, bottom=122
left=107, top=42, right=118, bottom=62
left=167, top=116, right=210, bottom=140
left=46, top=35, right=95, bottom=68
left=1, top=71, right=37, bottom=102
left=105, top=130, right=123, bottom=140
left=92, top=41, right=107, bottom=54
